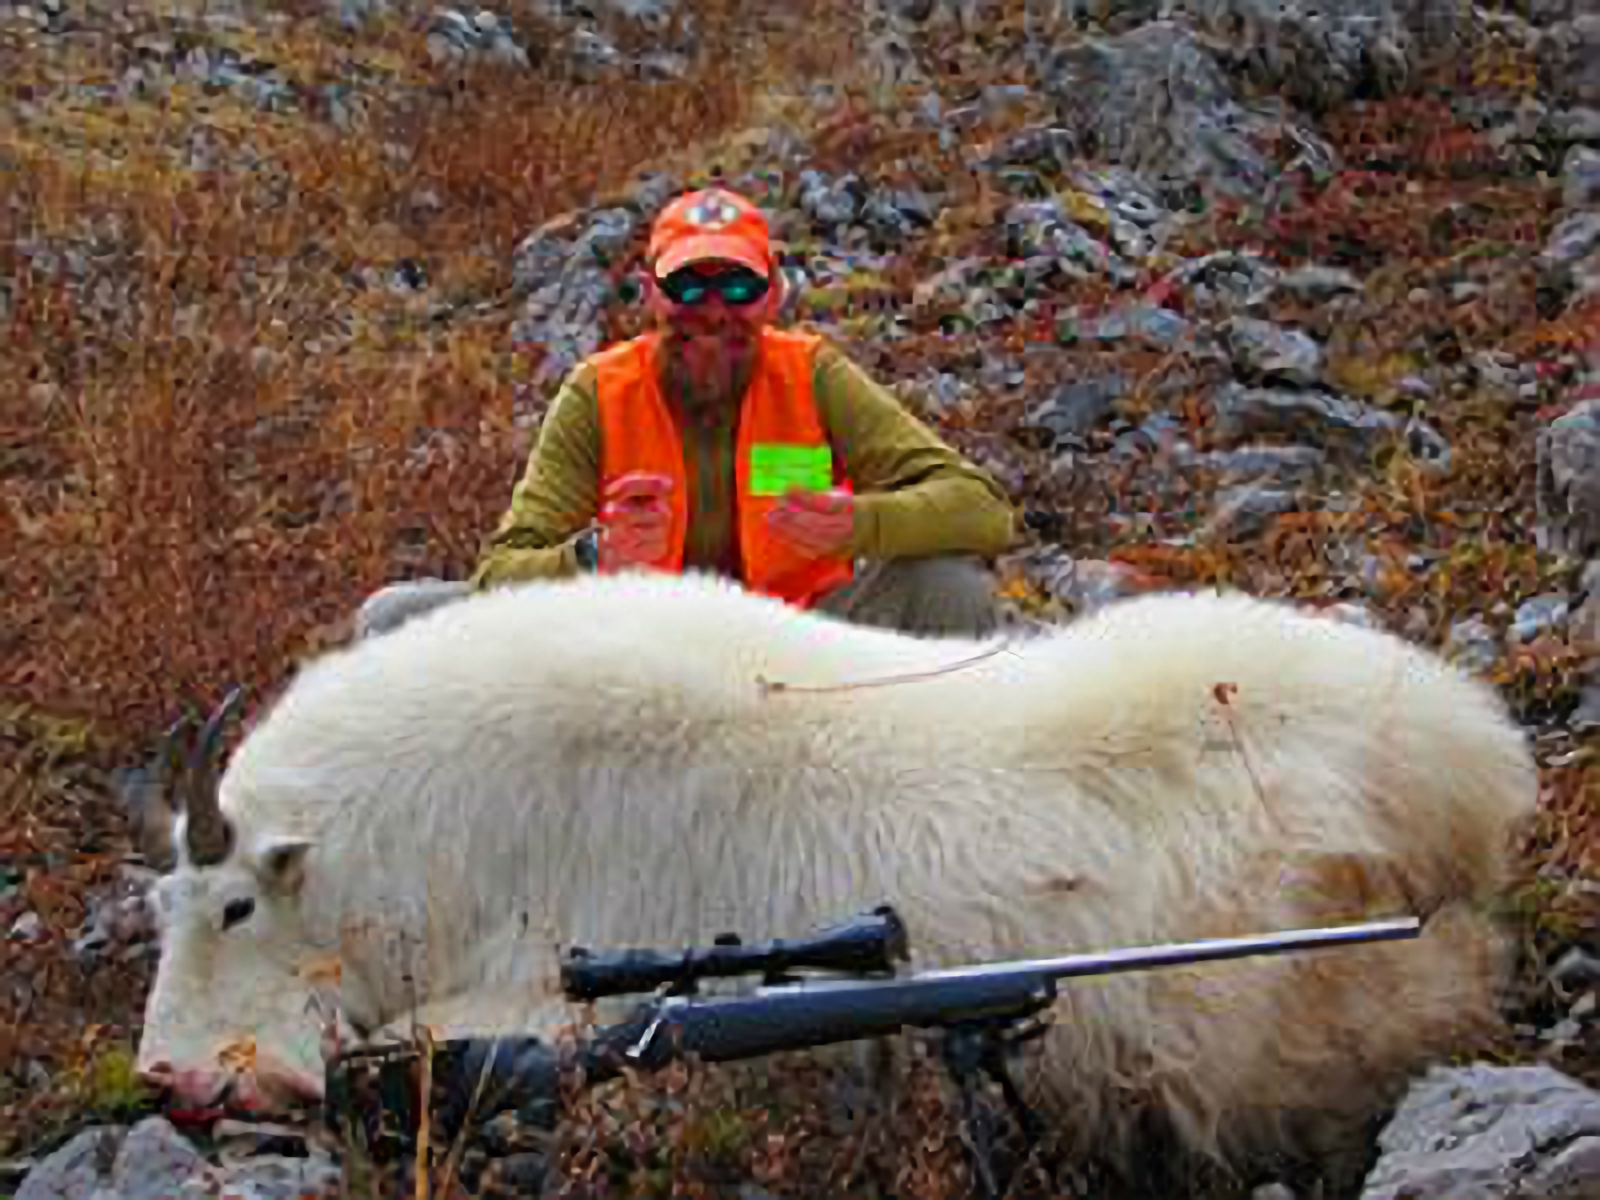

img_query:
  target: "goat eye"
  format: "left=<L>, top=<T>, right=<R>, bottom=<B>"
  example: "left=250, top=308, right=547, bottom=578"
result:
left=222, top=898, right=255, bottom=930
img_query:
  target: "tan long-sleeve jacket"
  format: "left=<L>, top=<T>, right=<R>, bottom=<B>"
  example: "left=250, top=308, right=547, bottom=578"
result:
left=471, top=338, right=1018, bottom=588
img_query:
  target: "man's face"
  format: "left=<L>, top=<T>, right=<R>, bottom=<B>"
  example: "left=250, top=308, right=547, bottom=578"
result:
left=645, top=260, right=778, bottom=405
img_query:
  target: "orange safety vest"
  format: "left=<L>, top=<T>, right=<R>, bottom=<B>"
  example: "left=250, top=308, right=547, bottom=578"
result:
left=590, top=327, right=856, bottom=609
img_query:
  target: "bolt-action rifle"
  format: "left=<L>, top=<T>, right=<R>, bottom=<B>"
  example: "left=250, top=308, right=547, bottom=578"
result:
left=325, top=906, right=1420, bottom=1198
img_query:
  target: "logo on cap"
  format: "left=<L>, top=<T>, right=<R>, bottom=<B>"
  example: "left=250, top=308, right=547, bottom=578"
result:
left=683, top=193, right=743, bottom=230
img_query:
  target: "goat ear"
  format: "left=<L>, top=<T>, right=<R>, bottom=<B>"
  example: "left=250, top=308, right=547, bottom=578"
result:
left=253, top=836, right=314, bottom=897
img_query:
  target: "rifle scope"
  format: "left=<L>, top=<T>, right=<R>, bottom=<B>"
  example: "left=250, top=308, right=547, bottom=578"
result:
left=561, top=905, right=910, bottom=1001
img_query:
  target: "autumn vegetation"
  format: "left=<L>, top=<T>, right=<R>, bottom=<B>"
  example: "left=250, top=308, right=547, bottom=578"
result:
left=4, top=0, right=1600, bottom=1192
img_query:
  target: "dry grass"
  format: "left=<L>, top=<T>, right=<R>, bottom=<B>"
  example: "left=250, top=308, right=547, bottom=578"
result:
left=2, top=0, right=862, bottom=750
left=4, top=0, right=1600, bottom=1191
left=0, top=0, right=885, bottom=1166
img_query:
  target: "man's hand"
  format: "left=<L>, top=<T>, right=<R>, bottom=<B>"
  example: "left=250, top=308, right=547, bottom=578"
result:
left=766, top=487, right=854, bottom=559
left=598, top=472, right=674, bottom=573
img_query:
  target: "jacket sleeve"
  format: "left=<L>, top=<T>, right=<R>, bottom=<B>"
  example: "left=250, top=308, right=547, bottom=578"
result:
left=469, top=366, right=603, bottom=589
left=812, top=344, right=1019, bottom=560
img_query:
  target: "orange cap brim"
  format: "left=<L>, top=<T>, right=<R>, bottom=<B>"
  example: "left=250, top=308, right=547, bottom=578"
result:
left=654, top=234, right=770, bottom=280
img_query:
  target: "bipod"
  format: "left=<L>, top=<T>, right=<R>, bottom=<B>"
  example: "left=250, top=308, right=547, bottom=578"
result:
left=935, top=1014, right=1052, bottom=1200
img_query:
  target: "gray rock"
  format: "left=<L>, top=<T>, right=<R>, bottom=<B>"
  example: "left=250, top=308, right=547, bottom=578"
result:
left=1104, top=411, right=1188, bottom=463
left=207, top=1152, right=340, bottom=1199
left=1544, top=212, right=1600, bottom=267
left=859, top=187, right=940, bottom=241
left=1444, top=617, right=1502, bottom=675
left=798, top=169, right=862, bottom=229
left=1566, top=147, right=1600, bottom=210
left=1210, top=382, right=1449, bottom=468
left=16, top=1127, right=122, bottom=1200
left=1207, top=484, right=1304, bottom=539
left=102, top=1119, right=206, bottom=1200
left=631, top=48, right=687, bottom=79
left=899, top=370, right=971, bottom=417
left=1167, top=250, right=1282, bottom=315
left=18, top=1120, right=205, bottom=1200
left=1068, top=164, right=1168, bottom=224
left=1047, top=0, right=1165, bottom=32
left=9, top=910, right=44, bottom=942
left=1273, top=264, right=1365, bottom=304
left=1361, top=1063, right=1600, bottom=1200
left=1553, top=107, right=1600, bottom=141
left=1171, top=0, right=1420, bottom=100
left=1541, top=14, right=1600, bottom=110
left=1513, top=594, right=1573, bottom=642
left=512, top=204, right=640, bottom=296
left=1470, top=350, right=1529, bottom=402
left=1058, top=303, right=1192, bottom=349
left=1189, top=444, right=1328, bottom=486
left=565, top=26, right=623, bottom=73
left=1552, top=947, right=1600, bottom=992
left=425, top=7, right=529, bottom=68
left=1010, top=552, right=1153, bottom=615
left=910, top=256, right=989, bottom=312
left=1003, top=200, right=1140, bottom=287
left=1220, top=316, right=1324, bottom=386
left=1528, top=0, right=1600, bottom=24
left=1020, top=374, right=1127, bottom=446
left=975, top=124, right=1080, bottom=177
left=1538, top=399, right=1600, bottom=558
left=507, top=178, right=677, bottom=405
left=592, top=0, right=673, bottom=21
left=1037, top=21, right=1337, bottom=201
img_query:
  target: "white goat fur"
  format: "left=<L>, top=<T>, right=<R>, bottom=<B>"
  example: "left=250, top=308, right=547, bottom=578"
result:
left=141, top=570, right=1537, bottom=1174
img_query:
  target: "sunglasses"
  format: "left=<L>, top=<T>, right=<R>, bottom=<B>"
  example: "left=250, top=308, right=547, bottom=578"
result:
left=657, top=266, right=770, bottom=307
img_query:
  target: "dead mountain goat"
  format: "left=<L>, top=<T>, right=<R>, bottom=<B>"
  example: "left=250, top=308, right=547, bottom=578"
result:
left=134, top=570, right=1536, bottom=1180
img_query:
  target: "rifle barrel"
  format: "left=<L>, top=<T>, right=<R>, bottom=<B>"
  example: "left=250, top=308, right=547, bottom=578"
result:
left=912, top=916, right=1423, bottom=983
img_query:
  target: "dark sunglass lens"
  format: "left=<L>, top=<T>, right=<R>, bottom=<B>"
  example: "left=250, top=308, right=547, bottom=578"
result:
left=662, top=274, right=708, bottom=304
left=721, top=276, right=768, bottom=304
left=660, top=268, right=767, bottom=305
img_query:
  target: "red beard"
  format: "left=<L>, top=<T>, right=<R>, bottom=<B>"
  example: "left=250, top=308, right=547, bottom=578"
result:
left=668, top=325, right=755, bottom=405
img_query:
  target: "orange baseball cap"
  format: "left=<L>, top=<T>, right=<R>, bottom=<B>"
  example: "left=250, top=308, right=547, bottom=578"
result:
left=647, top=187, right=773, bottom=281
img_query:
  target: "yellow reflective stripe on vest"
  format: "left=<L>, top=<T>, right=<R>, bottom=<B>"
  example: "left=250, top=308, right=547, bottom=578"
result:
left=748, top=443, right=835, bottom=497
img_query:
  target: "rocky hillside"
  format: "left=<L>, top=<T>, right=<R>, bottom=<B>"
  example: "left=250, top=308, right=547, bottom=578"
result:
left=6, top=0, right=1600, bottom=1195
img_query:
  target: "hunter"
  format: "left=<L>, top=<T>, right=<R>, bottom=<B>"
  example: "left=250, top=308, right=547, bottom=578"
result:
left=358, top=185, right=1018, bottom=640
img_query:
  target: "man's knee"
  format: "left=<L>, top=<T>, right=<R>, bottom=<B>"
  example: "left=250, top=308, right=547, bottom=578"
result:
left=355, top=579, right=473, bottom=640
left=878, top=554, right=994, bottom=593
left=819, top=554, right=1002, bottom=638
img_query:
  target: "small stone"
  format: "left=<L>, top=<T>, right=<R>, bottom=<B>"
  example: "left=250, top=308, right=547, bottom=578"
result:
left=8, top=912, right=43, bottom=942
left=1544, top=212, right=1600, bottom=266
left=1551, top=947, right=1600, bottom=991
left=1566, top=146, right=1600, bottom=210
left=1511, top=593, right=1570, bottom=642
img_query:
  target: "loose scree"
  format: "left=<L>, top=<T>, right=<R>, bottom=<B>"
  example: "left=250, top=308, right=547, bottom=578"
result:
left=132, top=570, right=1538, bottom=1181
